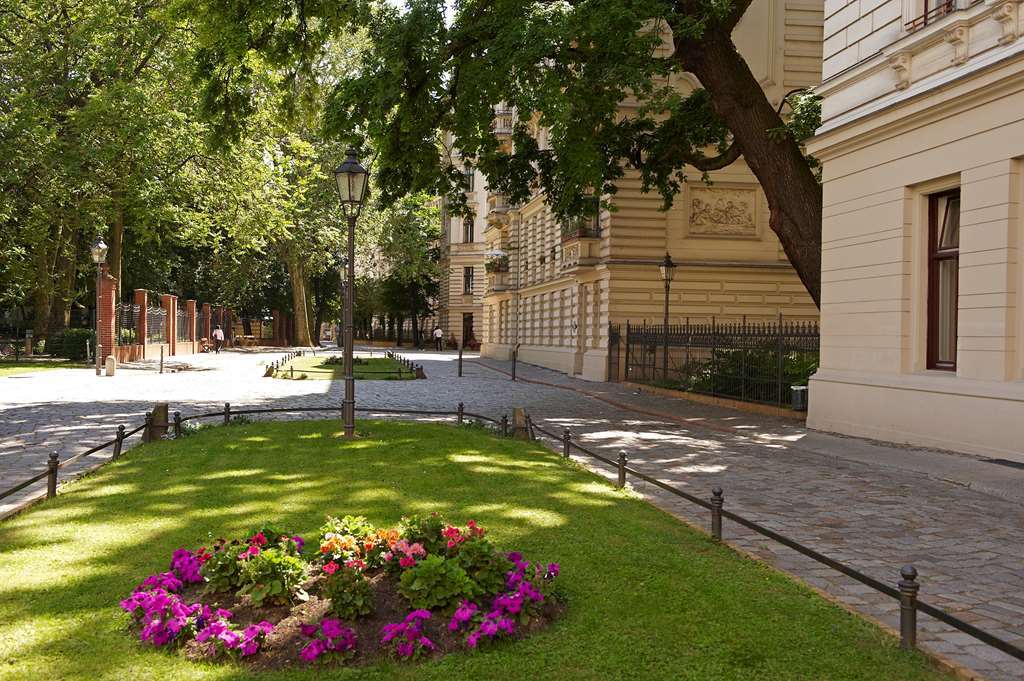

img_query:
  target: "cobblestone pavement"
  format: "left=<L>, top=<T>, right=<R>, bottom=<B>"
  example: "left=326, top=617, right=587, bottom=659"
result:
left=1, top=348, right=1022, bottom=679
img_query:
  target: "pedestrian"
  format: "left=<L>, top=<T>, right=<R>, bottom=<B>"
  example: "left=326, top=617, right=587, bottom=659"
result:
left=212, top=325, right=225, bottom=354
left=432, top=325, right=443, bottom=351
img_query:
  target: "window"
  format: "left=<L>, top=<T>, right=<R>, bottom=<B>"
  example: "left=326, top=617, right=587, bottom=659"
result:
left=927, top=189, right=960, bottom=370
left=463, top=266, right=474, bottom=295
left=906, top=0, right=955, bottom=32
left=463, top=214, right=474, bottom=243
left=463, top=165, right=474, bottom=192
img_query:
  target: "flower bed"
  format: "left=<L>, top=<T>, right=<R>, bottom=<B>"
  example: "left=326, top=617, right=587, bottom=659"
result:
left=119, top=514, right=563, bottom=669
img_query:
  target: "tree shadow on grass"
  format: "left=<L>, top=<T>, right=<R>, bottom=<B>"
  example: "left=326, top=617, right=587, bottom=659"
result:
left=0, top=420, right=950, bottom=681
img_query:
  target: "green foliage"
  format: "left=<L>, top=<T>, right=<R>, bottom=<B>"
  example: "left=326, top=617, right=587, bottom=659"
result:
left=455, top=538, right=509, bottom=598
left=59, top=329, right=96, bottom=361
left=319, top=515, right=375, bottom=542
left=397, top=555, right=474, bottom=612
left=665, top=349, right=819, bottom=400
left=400, top=513, right=448, bottom=555
left=237, top=548, right=307, bottom=607
left=322, top=567, right=375, bottom=620
left=200, top=541, right=246, bottom=593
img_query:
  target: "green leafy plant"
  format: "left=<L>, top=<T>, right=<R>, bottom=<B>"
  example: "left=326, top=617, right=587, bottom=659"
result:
left=323, top=567, right=374, bottom=620
left=400, top=513, right=447, bottom=555
left=237, top=548, right=307, bottom=607
left=455, top=538, right=509, bottom=598
left=319, top=515, right=375, bottom=542
left=200, top=541, right=246, bottom=593
left=58, top=328, right=95, bottom=360
left=397, top=554, right=473, bottom=611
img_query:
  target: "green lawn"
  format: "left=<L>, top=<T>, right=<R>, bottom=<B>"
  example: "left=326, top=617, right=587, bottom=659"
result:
left=0, top=420, right=950, bottom=680
left=0, top=359, right=86, bottom=377
left=277, top=355, right=415, bottom=380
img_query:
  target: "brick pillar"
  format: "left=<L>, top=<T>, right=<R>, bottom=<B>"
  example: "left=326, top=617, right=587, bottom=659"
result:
left=201, top=303, right=212, bottom=342
left=161, top=294, right=176, bottom=356
left=134, top=289, right=148, bottom=358
left=97, top=264, right=117, bottom=365
left=185, top=300, right=197, bottom=352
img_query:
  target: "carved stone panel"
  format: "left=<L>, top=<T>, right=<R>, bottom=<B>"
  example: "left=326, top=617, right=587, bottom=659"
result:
left=688, top=187, right=758, bottom=238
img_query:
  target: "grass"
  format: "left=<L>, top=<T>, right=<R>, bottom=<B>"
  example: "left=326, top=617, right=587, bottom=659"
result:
left=0, top=359, right=86, bottom=377
left=0, top=420, right=951, bottom=681
left=277, top=355, right=415, bottom=380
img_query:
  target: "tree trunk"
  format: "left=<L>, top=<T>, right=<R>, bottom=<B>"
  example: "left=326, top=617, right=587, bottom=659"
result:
left=411, top=314, right=420, bottom=347
left=286, top=260, right=314, bottom=347
left=677, top=32, right=822, bottom=306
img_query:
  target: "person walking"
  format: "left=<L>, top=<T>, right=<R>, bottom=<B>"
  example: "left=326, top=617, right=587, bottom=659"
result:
left=432, top=325, right=443, bottom=352
left=212, top=325, right=225, bottom=354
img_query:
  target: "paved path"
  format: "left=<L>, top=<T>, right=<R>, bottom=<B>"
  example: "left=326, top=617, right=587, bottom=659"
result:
left=1, top=348, right=1022, bottom=680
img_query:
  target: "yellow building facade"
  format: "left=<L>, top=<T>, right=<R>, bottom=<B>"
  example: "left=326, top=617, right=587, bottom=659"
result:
left=479, top=0, right=822, bottom=380
left=807, top=0, right=1024, bottom=457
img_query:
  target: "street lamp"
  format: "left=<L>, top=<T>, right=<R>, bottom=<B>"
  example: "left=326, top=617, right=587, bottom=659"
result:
left=333, top=149, right=369, bottom=438
left=659, top=252, right=676, bottom=381
left=90, top=236, right=108, bottom=376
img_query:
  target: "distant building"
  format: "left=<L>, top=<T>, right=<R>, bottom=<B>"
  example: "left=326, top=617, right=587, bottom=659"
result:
left=807, top=0, right=1024, bottom=456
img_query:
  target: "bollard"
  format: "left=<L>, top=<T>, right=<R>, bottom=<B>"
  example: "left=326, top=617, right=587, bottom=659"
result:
left=112, top=425, right=126, bottom=460
left=457, top=402, right=465, bottom=425
left=174, top=411, right=182, bottom=438
left=223, top=402, right=231, bottom=425
left=46, top=452, right=59, bottom=498
left=562, top=428, right=572, bottom=459
left=898, top=565, right=919, bottom=649
left=142, top=411, right=154, bottom=443
left=617, top=451, right=628, bottom=489
left=710, top=487, right=724, bottom=540
left=290, top=365, right=294, bottom=379
left=511, top=349, right=517, bottom=381
left=160, top=346, right=164, bottom=374
left=501, top=414, right=509, bottom=437
left=458, top=346, right=463, bottom=377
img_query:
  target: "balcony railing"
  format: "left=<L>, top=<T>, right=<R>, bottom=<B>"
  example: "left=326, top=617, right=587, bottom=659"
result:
left=493, top=108, right=515, bottom=135
left=905, top=0, right=955, bottom=31
left=560, top=215, right=600, bottom=242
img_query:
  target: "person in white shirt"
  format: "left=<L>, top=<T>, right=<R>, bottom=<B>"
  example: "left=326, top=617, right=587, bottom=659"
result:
left=212, top=325, right=225, bottom=354
left=432, top=326, right=443, bottom=351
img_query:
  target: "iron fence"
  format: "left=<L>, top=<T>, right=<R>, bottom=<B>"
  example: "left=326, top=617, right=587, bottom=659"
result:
left=176, top=309, right=190, bottom=342
left=625, top=316, right=819, bottom=406
left=115, top=303, right=139, bottom=346
left=145, top=306, right=167, bottom=344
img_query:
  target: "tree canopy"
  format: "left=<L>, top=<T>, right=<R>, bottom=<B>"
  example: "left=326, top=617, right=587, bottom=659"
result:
left=187, top=0, right=823, bottom=304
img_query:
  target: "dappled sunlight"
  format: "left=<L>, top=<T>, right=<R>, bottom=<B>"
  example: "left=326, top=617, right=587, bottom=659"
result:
left=193, top=468, right=269, bottom=480
left=499, top=508, right=567, bottom=528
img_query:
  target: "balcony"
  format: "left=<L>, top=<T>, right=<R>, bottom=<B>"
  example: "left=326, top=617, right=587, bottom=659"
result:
left=560, top=214, right=600, bottom=242
left=486, top=270, right=513, bottom=294
left=492, top=108, right=515, bottom=136
left=905, top=0, right=954, bottom=32
left=486, top=194, right=511, bottom=228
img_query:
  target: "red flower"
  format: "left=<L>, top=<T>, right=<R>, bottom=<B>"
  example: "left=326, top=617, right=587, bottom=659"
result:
left=249, top=532, right=268, bottom=547
left=399, top=556, right=416, bottom=568
left=322, top=561, right=339, bottom=575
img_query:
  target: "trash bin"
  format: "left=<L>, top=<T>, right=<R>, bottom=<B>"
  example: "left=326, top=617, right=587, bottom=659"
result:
left=791, top=385, right=809, bottom=411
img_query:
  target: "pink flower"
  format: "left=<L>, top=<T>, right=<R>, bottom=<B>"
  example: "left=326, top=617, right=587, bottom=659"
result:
left=399, top=556, right=416, bottom=568
left=300, top=638, right=326, bottom=662
left=322, top=561, right=339, bottom=575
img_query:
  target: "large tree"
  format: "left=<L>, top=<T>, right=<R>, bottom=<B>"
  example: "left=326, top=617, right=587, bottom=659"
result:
left=186, top=0, right=823, bottom=304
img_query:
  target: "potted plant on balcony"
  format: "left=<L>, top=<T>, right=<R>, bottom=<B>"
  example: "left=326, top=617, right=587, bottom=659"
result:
left=484, top=255, right=509, bottom=273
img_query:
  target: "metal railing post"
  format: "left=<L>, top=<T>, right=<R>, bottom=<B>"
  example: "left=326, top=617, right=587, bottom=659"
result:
left=223, top=402, right=231, bottom=425
left=143, top=411, right=154, bottom=443
left=457, top=402, right=464, bottom=425
left=46, top=452, right=59, bottom=499
left=562, top=428, right=572, bottom=459
left=501, top=414, right=509, bottom=437
left=899, top=565, right=920, bottom=650
left=617, top=450, right=627, bottom=489
left=160, top=345, right=164, bottom=374
left=173, top=411, right=182, bottom=438
left=711, top=487, right=724, bottom=540
left=458, top=346, right=463, bottom=377
left=112, top=425, right=126, bottom=460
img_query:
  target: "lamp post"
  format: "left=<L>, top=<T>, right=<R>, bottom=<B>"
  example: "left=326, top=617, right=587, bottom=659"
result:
left=90, top=236, right=108, bottom=376
left=659, top=252, right=676, bottom=382
left=333, top=149, right=369, bottom=438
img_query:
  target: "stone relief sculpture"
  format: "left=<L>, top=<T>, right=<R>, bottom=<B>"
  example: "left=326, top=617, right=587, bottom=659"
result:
left=688, top=188, right=757, bottom=237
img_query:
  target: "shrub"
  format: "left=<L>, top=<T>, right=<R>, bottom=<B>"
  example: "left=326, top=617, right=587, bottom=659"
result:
left=400, top=513, right=447, bottom=555
left=237, top=548, right=307, bottom=607
left=397, top=554, right=473, bottom=611
left=201, top=541, right=247, bottom=593
left=455, top=538, right=508, bottom=598
left=58, top=328, right=95, bottom=360
left=320, top=515, right=375, bottom=540
left=322, top=566, right=374, bottom=620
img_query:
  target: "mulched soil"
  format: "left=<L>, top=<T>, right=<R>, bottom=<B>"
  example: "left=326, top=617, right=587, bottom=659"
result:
left=172, top=570, right=564, bottom=670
